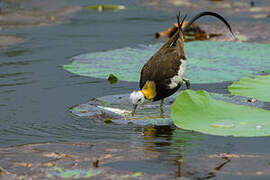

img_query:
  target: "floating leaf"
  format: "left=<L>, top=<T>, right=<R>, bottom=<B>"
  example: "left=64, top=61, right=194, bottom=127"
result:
left=252, top=14, right=270, bottom=19
left=228, top=75, right=270, bottom=102
left=63, top=41, right=270, bottom=84
left=107, top=74, right=118, bottom=84
left=121, top=172, right=143, bottom=178
left=171, top=90, right=270, bottom=137
left=44, top=162, right=54, bottom=167
left=85, top=5, right=125, bottom=12
left=71, top=91, right=267, bottom=126
left=14, top=162, right=32, bottom=168
left=71, top=93, right=175, bottom=126
left=47, top=168, right=101, bottom=179
left=104, top=118, right=112, bottom=124
left=208, top=153, right=262, bottom=158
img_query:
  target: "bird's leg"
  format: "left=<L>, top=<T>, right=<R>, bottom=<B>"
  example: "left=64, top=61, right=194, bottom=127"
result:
left=183, top=78, right=190, bottom=89
left=160, top=99, right=164, bottom=117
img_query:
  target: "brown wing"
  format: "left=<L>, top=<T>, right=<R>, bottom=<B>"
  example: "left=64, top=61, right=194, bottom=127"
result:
left=139, top=48, right=182, bottom=89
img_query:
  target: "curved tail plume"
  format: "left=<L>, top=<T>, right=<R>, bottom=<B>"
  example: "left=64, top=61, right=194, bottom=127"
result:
left=183, top=11, right=236, bottom=39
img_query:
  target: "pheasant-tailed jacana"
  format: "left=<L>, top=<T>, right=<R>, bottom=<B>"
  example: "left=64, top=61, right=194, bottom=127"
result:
left=130, top=12, right=235, bottom=116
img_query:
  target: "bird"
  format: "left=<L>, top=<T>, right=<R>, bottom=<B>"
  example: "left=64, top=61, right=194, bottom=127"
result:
left=130, top=11, right=235, bottom=116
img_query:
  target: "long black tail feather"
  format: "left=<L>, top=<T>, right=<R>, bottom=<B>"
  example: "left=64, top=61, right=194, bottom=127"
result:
left=183, top=11, right=236, bottom=39
left=170, top=11, right=235, bottom=48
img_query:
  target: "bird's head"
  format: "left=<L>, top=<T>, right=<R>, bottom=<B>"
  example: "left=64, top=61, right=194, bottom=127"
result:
left=130, top=90, right=145, bottom=116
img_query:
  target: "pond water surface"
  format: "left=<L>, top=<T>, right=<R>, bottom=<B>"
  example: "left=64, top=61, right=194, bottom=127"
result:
left=1, top=0, right=270, bottom=179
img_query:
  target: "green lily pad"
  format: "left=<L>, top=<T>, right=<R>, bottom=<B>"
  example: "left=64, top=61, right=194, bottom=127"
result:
left=228, top=75, right=270, bottom=102
left=85, top=5, right=126, bottom=12
left=70, top=90, right=267, bottom=126
left=171, top=90, right=270, bottom=137
left=71, top=94, right=174, bottom=126
left=63, top=41, right=270, bottom=84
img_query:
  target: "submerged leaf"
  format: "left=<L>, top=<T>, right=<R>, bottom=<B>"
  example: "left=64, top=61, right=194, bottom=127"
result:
left=171, top=90, right=270, bottom=137
left=228, top=75, right=270, bottom=102
left=63, top=41, right=270, bottom=83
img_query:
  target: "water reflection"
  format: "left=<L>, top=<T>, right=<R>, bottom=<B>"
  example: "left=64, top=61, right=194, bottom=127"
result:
left=142, top=126, right=204, bottom=154
left=143, top=125, right=173, bottom=148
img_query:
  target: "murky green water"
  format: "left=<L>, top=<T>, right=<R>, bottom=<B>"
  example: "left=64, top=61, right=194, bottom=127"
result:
left=1, top=0, right=270, bottom=179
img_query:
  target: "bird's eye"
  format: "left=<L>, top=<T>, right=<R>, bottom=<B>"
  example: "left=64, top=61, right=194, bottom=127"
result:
left=138, top=98, right=142, bottom=102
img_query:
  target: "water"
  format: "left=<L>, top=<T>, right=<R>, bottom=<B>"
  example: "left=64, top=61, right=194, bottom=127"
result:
left=0, top=0, right=169, bottom=147
left=1, top=0, right=270, bottom=178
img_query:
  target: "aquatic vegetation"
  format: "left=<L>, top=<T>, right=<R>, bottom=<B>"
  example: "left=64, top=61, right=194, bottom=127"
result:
left=228, top=75, right=270, bottom=102
left=63, top=41, right=270, bottom=83
left=47, top=167, right=102, bottom=179
left=171, top=90, right=270, bottom=137
left=65, top=39, right=270, bottom=136
left=107, top=73, right=118, bottom=84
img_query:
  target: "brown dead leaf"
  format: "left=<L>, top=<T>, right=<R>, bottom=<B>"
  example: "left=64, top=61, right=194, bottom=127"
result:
left=93, top=160, right=99, bottom=168
left=208, top=153, right=262, bottom=158
left=43, top=152, right=61, bottom=158
left=0, top=166, right=10, bottom=175
left=77, top=110, right=89, bottom=113
left=104, top=154, right=113, bottom=159
left=156, top=21, right=196, bottom=39
left=43, top=162, right=54, bottom=167
left=43, top=152, right=72, bottom=159
left=250, top=7, right=270, bottom=12
left=14, top=162, right=32, bottom=168
left=105, top=148, right=120, bottom=152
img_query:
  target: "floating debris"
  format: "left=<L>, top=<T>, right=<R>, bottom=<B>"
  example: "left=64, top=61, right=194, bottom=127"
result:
left=248, top=98, right=257, bottom=103
left=85, top=5, right=126, bottom=12
left=155, top=21, right=221, bottom=41
left=93, top=160, right=99, bottom=168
